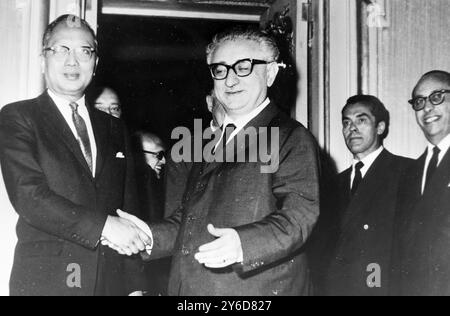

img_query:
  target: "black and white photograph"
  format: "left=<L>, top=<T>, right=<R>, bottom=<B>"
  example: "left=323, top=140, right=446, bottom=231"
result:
left=0, top=0, right=449, bottom=297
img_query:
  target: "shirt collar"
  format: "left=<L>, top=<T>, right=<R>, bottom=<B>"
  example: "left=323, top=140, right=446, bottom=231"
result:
left=222, top=98, right=271, bottom=130
left=427, top=133, right=450, bottom=157
left=352, top=146, right=384, bottom=171
left=48, top=89, right=86, bottom=111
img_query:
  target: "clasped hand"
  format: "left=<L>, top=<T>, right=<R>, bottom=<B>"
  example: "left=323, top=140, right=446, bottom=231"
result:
left=101, top=210, right=151, bottom=256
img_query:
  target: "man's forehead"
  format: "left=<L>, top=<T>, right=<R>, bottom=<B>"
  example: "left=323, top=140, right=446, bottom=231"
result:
left=210, top=39, right=266, bottom=63
left=343, top=103, right=373, bottom=118
left=414, top=77, right=450, bottom=96
left=48, top=24, right=95, bottom=45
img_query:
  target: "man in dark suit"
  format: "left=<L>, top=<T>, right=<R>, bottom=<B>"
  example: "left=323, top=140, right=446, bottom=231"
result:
left=0, top=15, right=150, bottom=296
left=392, top=71, right=450, bottom=296
left=323, top=95, right=412, bottom=296
left=111, top=28, right=320, bottom=296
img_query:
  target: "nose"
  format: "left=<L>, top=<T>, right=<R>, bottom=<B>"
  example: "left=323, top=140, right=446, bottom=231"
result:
left=423, top=100, right=435, bottom=113
left=64, top=50, right=79, bottom=66
left=349, top=122, right=358, bottom=132
left=225, top=69, right=239, bottom=87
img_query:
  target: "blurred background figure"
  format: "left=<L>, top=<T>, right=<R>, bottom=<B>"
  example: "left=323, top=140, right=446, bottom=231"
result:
left=92, top=86, right=123, bottom=119
left=134, top=131, right=169, bottom=296
left=206, top=89, right=226, bottom=129
left=140, top=132, right=166, bottom=180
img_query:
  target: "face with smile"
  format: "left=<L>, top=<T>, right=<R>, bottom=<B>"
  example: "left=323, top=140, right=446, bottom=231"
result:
left=413, top=76, right=450, bottom=145
left=208, top=39, right=279, bottom=120
left=42, top=24, right=98, bottom=102
left=342, top=103, right=386, bottom=160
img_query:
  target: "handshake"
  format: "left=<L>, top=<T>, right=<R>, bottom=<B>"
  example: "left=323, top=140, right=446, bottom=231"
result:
left=100, top=210, right=153, bottom=257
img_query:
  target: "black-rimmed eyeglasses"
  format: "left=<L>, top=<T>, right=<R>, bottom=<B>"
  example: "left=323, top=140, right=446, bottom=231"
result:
left=409, top=89, right=450, bottom=111
left=43, top=45, right=97, bottom=62
left=143, top=150, right=165, bottom=161
left=208, top=58, right=273, bottom=80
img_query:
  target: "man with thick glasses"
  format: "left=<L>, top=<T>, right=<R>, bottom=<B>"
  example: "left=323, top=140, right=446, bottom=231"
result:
left=0, top=15, right=149, bottom=296
left=391, top=70, right=450, bottom=296
left=112, top=27, right=320, bottom=296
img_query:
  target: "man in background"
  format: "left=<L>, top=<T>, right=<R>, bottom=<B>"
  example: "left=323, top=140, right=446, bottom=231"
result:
left=392, top=70, right=450, bottom=296
left=92, top=86, right=122, bottom=119
left=323, top=95, right=412, bottom=296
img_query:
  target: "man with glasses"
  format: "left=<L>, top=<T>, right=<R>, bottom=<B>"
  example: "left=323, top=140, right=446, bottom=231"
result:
left=0, top=15, right=149, bottom=296
left=391, top=70, right=450, bottom=296
left=111, top=27, right=320, bottom=296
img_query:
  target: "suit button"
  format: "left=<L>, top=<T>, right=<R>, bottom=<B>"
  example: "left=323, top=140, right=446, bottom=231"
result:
left=364, top=225, right=369, bottom=230
left=72, top=234, right=78, bottom=239
left=182, top=247, right=190, bottom=256
left=187, top=215, right=195, bottom=222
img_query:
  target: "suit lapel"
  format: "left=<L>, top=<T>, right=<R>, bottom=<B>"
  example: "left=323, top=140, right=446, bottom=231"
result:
left=419, top=149, right=450, bottom=218
left=340, top=150, right=393, bottom=233
left=38, top=92, right=93, bottom=178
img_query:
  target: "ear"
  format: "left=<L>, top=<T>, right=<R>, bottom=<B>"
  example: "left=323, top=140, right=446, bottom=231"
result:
left=206, top=95, right=213, bottom=112
left=266, top=62, right=280, bottom=88
left=93, top=57, right=99, bottom=76
left=40, top=54, right=46, bottom=75
left=377, top=121, right=386, bottom=136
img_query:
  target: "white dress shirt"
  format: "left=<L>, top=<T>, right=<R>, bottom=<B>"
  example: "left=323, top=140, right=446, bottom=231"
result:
left=214, top=98, right=271, bottom=152
left=350, top=146, right=384, bottom=189
left=48, top=89, right=97, bottom=177
left=421, top=133, right=450, bottom=193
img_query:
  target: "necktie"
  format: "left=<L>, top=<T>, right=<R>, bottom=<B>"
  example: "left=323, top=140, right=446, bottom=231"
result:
left=70, top=102, right=93, bottom=172
left=425, top=146, right=441, bottom=191
left=351, top=161, right=365, bottom=195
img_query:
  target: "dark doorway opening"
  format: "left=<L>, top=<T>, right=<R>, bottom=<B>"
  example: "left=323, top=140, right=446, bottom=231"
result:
left=94, top=15, right=257, bottom=145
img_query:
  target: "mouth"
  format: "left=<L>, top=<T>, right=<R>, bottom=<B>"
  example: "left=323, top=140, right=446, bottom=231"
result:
left=423, top=115, right=441, bottom=125
left=348, top=136, right=363, bottom=143
left=225, top=90, right=244, bottom=96
left=64, top=73, right=81, bottom=81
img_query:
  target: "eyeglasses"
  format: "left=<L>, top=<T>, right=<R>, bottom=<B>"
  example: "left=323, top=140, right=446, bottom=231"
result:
left=408, top=89, right=450, bottom=111
left=208, top=59, right=273, bottom=80
left=43, top=45, right=97, bottom=62
left=143, top=150, right=165, bottom=161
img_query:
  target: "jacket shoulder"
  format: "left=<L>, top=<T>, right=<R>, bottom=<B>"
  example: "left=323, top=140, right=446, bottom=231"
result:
left=1, top=97, right=39, bottom=115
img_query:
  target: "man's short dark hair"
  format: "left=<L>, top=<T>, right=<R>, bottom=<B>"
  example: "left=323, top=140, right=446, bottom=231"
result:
left=206, top=26, right=280, bottom=63
left=342, top=95, right=390, bottom=140
left=42, top=14, right=97, bottom=50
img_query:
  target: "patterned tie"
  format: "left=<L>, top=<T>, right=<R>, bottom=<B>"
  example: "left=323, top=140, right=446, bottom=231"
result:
left=425, top=146, right=441, bottom=191
left=70, top=102, right=93, bottom=172
left=351, top=161, right=365, bottom=195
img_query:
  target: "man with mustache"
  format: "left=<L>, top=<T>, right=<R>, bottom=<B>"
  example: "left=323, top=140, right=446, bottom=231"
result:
left=391, top=70, right=450, bottom=296
left=323, top=95, right=412, bottom=296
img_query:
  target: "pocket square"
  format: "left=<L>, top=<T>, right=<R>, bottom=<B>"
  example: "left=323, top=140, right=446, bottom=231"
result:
left=115, top=152, right=125, bottom=159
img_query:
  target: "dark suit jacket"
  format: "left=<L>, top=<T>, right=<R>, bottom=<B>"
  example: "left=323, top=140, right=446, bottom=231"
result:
left=0, top=92, right=145, bottom=296
left=324, top=150, right=412, bottom=296
left=148, top=103, right=320, bottom=296
left=391, top=147, right=450, bottom=296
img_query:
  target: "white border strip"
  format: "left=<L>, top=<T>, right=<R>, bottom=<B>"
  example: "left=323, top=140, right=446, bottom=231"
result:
left=102, top=6, right=262, bottom=22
